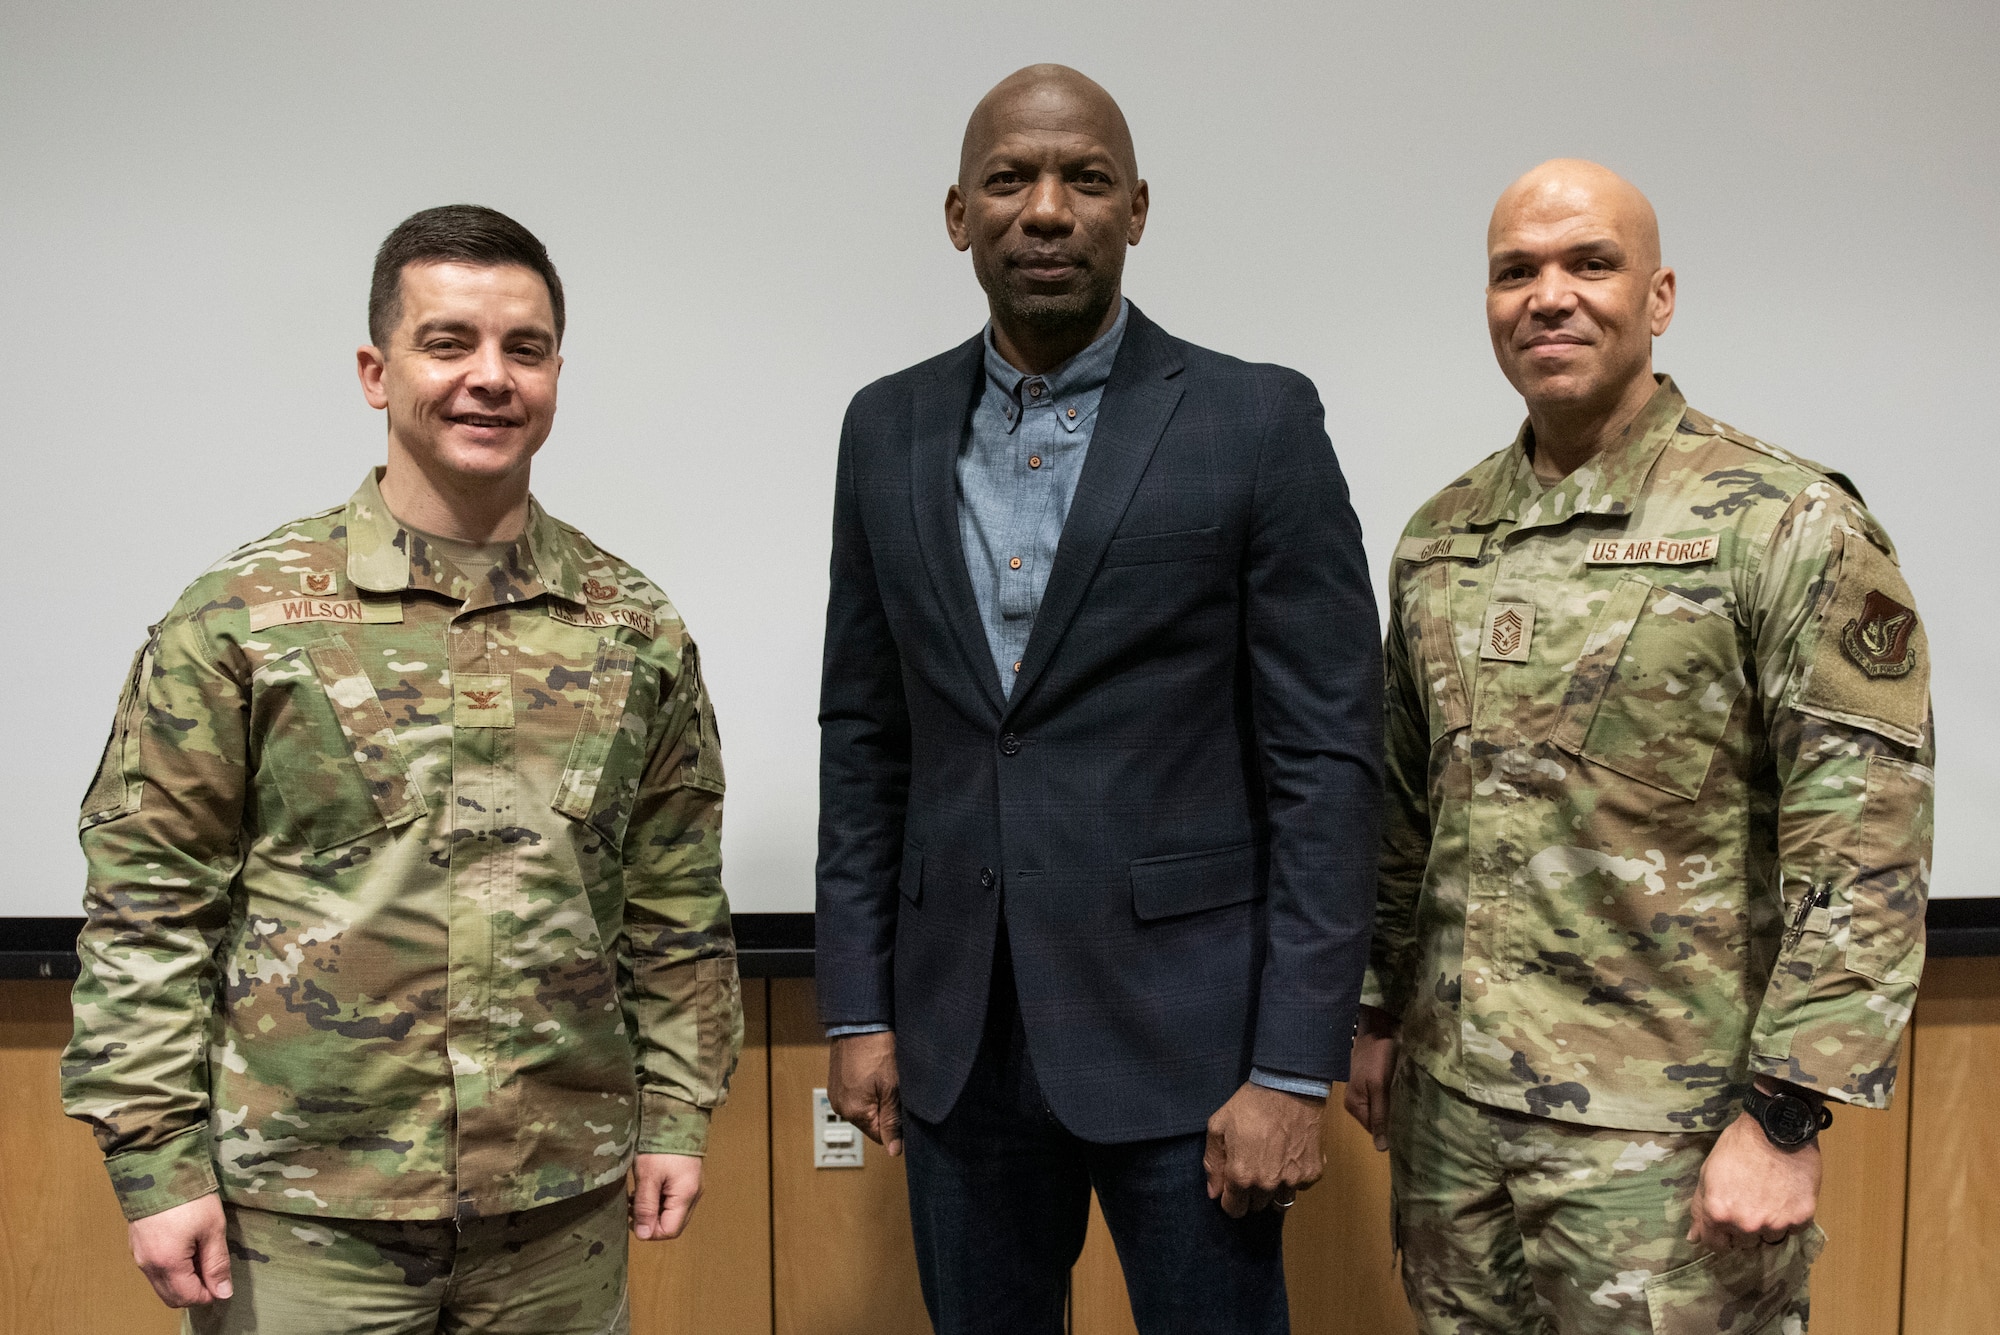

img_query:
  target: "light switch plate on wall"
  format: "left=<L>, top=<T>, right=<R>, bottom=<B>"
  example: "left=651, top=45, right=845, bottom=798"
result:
left=813, top=1087, right=864, bottom=1169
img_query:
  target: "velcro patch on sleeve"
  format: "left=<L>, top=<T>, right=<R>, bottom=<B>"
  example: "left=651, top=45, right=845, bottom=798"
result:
left=1795, top=531, right=1929, bottom=745
left=1395, top=533, right=1484, bottom=564
left=1585, top=534, right=1718, bottom=565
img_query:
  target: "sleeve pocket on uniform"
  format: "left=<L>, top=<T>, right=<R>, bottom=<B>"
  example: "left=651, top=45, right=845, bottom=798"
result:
left=1131, top=842, right=1261, bottom=920
left=1102, top=525, right=1221, bottom=568
left=1846, top=755, right=1933, bottom=983
left=81, top=630, right=159, bottom=829
left=683, top=644, right=726, bottom=795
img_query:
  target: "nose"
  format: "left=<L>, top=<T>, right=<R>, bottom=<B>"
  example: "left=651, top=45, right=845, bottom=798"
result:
left=1019, top=172, right=1074, bottom=236
left=1526, top=264, right=1577, bottom=318
left=463, top=341, right=513, bottom=397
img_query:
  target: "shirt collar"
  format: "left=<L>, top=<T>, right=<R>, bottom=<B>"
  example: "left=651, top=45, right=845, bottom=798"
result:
left=1473, top=375, right=1690, bottom=530
left=981, top=298, right=1130, bottom=434
left=342, top=468, right=588, bottom=607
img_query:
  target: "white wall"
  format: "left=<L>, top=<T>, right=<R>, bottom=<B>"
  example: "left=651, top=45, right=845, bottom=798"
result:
left=3, top=1, right=1993, bottom=914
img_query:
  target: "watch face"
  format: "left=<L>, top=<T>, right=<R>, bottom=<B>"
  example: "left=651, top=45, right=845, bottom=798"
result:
left=1765, top=1095, right=1818, bottom=1147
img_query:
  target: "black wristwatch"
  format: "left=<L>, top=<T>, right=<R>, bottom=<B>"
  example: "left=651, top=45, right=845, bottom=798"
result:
left=1743, top=1084, right=1833, bottom=1149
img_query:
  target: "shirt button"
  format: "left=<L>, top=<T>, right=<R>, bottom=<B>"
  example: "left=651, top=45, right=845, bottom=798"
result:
left=1029, top=383, right=1044, bottom=398
left=1067, top=408, right=1076, bottom=419
left=1013, top=660, right=1022, bottom=673
left=1029, top=455, right=1042, bottom=469
left=980, top=868, right=996, bottom=889
left=1000, top=733, right=1021, bottom=756
left=1009, top=556, right=1023, bottom=570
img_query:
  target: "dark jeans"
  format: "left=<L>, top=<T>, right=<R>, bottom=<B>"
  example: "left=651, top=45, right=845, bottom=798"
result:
left=902, top=929, right=1289, bottom=1334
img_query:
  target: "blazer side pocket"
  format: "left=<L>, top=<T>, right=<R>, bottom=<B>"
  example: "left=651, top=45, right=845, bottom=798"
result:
left=1131, top=842, right=1260, bottom=920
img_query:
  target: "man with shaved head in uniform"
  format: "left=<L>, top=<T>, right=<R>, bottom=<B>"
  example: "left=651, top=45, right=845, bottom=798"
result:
left=817, top=65, right=1382, bottom=1331
left=1345, top=159, right=1933, bottom=1332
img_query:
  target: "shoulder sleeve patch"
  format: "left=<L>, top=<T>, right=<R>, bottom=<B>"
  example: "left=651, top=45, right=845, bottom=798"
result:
left=1794, top=529, right=1929, bottom=746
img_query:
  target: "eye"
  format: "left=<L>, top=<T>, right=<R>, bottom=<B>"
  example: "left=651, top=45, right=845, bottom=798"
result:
left=1577, top=257, right=1613, bottom=274
left=986, top=170, right=1025, bottom=189
left=1491, top=266, right=1531, bottom=285
left=1075, top=170, right=1113, bottom=188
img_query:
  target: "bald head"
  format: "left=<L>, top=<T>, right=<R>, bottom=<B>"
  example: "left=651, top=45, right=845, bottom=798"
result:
left=1491, top=159, right=1660, bottom=272
left=1483, top=159, right=1677, bottom=464
left=959, top=64, right=1138, bottom=189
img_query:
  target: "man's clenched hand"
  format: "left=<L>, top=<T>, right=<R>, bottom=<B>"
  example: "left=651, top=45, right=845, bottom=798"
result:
left=1204, top=1082, right=1325, bottom=1218
left=631, top=1153, right=704, bottom=1241
left=1688, top=1108, right=1822, bottom=1251
left=1342, top=1005, right=1400, bottom=1153
left=829, top=1030, right=903, bottom=1157
left=129, top=1192, right=232, bottom=1309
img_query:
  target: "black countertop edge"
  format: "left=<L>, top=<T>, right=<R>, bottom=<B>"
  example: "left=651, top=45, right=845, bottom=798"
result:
left=5, top=903, right=1998, bottom=981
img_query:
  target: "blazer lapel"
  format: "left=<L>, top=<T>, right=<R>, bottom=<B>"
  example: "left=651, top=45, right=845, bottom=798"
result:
left=908, top=336, right=1007, bottom=717
left=1007, top=308, right=1185, bottom=716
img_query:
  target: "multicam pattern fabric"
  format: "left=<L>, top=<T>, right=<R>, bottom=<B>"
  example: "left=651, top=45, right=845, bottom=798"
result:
left=64, top=470, right=741, bottom=1223
left=1390, top=1062, right=1818, bottom=1335
left=188, top=1183, right=631, bottom=1335
left=1365, top=378, right=1933, bottom=1133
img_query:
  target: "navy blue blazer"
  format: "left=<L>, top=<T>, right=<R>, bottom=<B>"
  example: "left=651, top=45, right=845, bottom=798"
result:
left=815, top=305, right=1383, bottom=1141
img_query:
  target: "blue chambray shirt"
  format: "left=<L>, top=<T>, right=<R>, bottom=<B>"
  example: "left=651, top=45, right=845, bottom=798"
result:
left=957, top=299, right=1129, bottom=695
left=827, top=300, right=1327, bottom=1101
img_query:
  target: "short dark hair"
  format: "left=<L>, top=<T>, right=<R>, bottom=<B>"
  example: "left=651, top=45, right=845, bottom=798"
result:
left=367, top=204, right=565, bottom=349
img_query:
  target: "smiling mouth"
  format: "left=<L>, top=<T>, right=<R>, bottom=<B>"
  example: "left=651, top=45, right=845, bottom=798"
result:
left=450, top=413, right=522, bottom=429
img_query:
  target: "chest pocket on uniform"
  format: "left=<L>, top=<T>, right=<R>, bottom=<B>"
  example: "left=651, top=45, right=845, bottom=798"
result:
left=552, top=637, right=646, bottom=843
left=1549, top=578, right=1746, bottom=800
left=1407, top=561, right=1472, bottom=743
left=255, top=635, right=427, bottom=851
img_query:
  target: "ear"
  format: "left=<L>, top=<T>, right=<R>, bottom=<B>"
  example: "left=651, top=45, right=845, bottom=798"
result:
left=357, top=345, right=390, bottom=410
left=944, top=183, right=971, bottom=253
left=1649, top=267, right=1677, bottom=337
left=1127, top=179, right=1150, bottom=246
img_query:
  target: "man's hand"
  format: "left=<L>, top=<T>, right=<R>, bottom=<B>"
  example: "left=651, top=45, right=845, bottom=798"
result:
left=631, top=1153, right=704, bottom=1241
left=129, top=1192, right=231, bottom=1309
left=1687, top=1107, right=1822, bottom=1252
left=1342, top=1004, right=1400, bottom=1153
left=1204, top=1082, right=1326, bottom=1218
left=828, top=1030, right=903, bottom=1157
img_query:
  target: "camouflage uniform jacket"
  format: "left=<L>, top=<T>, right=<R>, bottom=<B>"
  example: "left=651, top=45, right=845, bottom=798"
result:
left=1365, top=378, right=1933, bottom=1134
left=63, top=470, right=742, bottom=1222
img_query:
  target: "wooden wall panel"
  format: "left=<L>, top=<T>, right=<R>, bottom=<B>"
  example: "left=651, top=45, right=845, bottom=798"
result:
left=1070, top=1193, right=1139, bottom=1335
left=0, top=980, right=176, bottom=1335
left=1806, top=1037, right=1910, bottom=1335
left=1902, top=957, right=2000, bottom=1335
left=629, top=978, right=772, bottom=1335
left=768, top=979, right=930, bottom=1335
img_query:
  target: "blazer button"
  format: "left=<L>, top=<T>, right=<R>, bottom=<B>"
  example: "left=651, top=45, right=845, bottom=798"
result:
left=980, top=867, right=996, bottom=889
left=999, top=733, right=1021, bottom=756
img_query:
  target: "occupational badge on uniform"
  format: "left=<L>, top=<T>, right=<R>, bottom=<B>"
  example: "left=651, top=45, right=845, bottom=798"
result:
left=299, top=570, right=338, bottom=596
left=581, top=576, right=622, bottom=603
left=1841, top=590, right=1919, bottom=679
left=1481, top=601, right=1535, bottom=662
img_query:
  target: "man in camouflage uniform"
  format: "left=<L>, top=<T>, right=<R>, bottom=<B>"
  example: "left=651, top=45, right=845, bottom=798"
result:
left=62, top=205, right=741, bottom=1334
left=1343, top=160, right=1932, bottom=1334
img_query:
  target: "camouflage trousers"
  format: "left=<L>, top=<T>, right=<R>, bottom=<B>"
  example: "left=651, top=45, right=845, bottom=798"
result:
left=1389, top=1064, right=1823, bottom=1335
left=184, top=1183, right=629, bottom=1335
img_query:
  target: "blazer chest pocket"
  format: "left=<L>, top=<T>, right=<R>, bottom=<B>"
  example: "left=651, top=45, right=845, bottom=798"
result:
left=254, top=636, right=427, bottom=852
left=1131, top=842, right=1261, bottom=920
left=1101, top=525, right=1221, bottom=568
left=1550, top=579, right=1746, bottom=800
